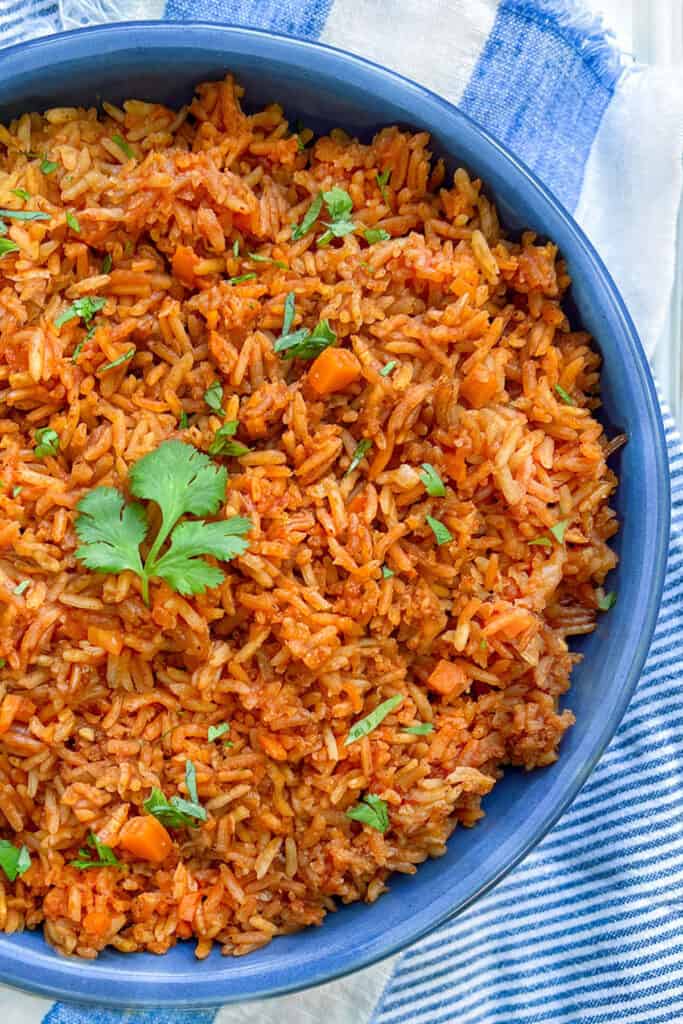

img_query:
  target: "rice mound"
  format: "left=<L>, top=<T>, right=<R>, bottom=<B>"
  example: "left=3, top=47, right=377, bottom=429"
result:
left=0, top=76, right=619, bottom=958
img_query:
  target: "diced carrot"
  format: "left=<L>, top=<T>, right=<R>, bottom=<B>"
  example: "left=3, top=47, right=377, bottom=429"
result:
left=442, top=448, right=467, bottom=484
left=172, top=245, right=199, bottom=287
left=87, top=626, right=123, bottom=656
left=308, top=347, right=361, bottom=396
left=427, top=659, right=469, bottom=697
left=346, top=490, right=366, bottom=515
left=178, top=892, right=201, bottom=923
left=83, top=909, right=111, bottom=937
left=459, top=358, right=498, bottom=409
left=259, top=733, right=288, bottom=761
left=119, top=815, right=173, bottom=863
left=0, top=694, right=23, bottom=736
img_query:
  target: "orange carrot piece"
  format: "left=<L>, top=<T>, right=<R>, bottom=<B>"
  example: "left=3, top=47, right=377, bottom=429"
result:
left=178, top=892, right=201, bottom=923
left=308, top=347, right=361, bottom=396
left=172, top=245, right=199, bottom=287
left=87, top=626, right=123, bottom=656
left=459, top=358, right=498, bottom=409
left=83, top=909, right=111, bottom=936
left=442, top=448, right=467, bottom=484
left=119, top=815, right=173, bottom=863
left=259, top=733, right=288, bottom=761
left=427, top=659, right=469, bottom=697
left=0, top=694, right=23, bottom=736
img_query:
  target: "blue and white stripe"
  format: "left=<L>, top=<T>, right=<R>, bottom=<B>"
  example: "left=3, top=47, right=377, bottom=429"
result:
left=2, top=2, right=683, bottom=1023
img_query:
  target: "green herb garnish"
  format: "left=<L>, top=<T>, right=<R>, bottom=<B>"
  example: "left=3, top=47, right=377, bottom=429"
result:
left=554, top=384, right=574, bottom=405
left=274, top=318, right=336, bottom=360
left=550, top=519, right=570, bottom=543
left=112, top=134, right=134, bottom=159
left=185, top=759, right=199, bottom=804
left=317, top=187, right=356, bottom=247
left=345, top=794, right=389, bottom=833
left=379, top=360, right=397, bottom=377
left=179, top=411, right=189, bottom=430
left=420, top=463, right=446, bottom=498
left=248, top=252, right=288, bottom=269
left=232, top=239, right=240, bottom=258
left=34, top=427, right=59, bottom=458
left=204, top=381, right=224, bottom=415
left=99, top=348, right=135, bottom=372
left=345, top=439, right=372, bottom=477
left=228, top=273, right=257, bottom=285
left=143, top=786, right=206, bottom=829
left=376, top=169, right=391, bottom=202
left=74, top=440, right=252, bottom=604
left=0, top=659, right=5, bottom=669
left=364, top=228, right=390, bottom=245
left=345, top=694, right=403, bottom=746
left=13, top=580, right=29, bottom=596
left=70, top=832, right=120, bottom=870
left=598, top=591, right=617, bottom=611
left=426, top=515, right=452, bottom=546
left=102, top=253, right=112, bottom=274
left=0, top=840, right=31, bottom=881
left=381, top=566, right=394, bottom=579
left=528, top=536, right=552, bottom=547
left=12, top=487, right=22, bottom=498
left=55, top=296, right=106, bottom=329
left=291, top=192, right=323, bottom=241
left=40, top=156, right=58, bottom=175
left=11, top=189, right=30, bottom=201
left=0, top=208, right=49, bottom=222
left=65, top=211, right=81, bottom=233
left=209, top=422, right=250, bottom=457
left=0, top=238, right=19, bottom=259
left=402, top=723, right=434, bottom=735
left=208, top=722, right=230, bottom=742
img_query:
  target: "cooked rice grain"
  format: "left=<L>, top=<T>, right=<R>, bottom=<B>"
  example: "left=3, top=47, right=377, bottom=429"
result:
left=0, top=76, right=619, bottom=959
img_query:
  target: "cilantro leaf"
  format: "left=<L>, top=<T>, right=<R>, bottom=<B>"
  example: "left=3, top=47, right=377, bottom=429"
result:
left=66, top=211, right=81, bottom=233
left=317, top=187, right=356, bottom=247
left=75, top=487, right=147, bottom=576
left=55, top=296, right=106, bottom=329
left=364, top=228, right=390, bottom=245
left=598, top=590, right=617, bottom=611
left=112, top=134, right=134, bottom=159
left=282, top=291, right=296, bottom=335
left=345, top=794, right=389, bottom=833
left=274, top=319, right=337, bottom=360
left=185, top=759, right=199, bottom=804
left=152, top=518, right=251, bottom=594
left=70, top=832, right=120, bottom=870
left=102, top=253, right=112, bottom=274
left=402, top=723, right=434, bottom=735
left=555, top=384, right=574, bottom=405
left=529, top=536, right=552, bottom=547
left=379, top=360, right=397, bottom=377
left=99, top=348, right=135, bottom=373
left=144, top=787, right=206, bottom=828
left=11, top=189, right=30, bottom=201
left=40, top=157, right=58, bottom=175
left=0, top=208, right=49, bottom=222
left=381, top=566, right=394, bottom=579
left=376, top=169, right=391, bottom=202
left=228, top=273, right=257, bottom=285
left=426, top=515, right=452, bottom=546
left=345, top=694, right=403, bottom=745
left=208, top=421, right=250, bottom=457
left=208, top=722, right=230, bottom=742
left=291, top=193, right=323, bottom=240
left=345, top=439, right=372, bottom=477
left=204, top=381, right=224, bottom=414
left=129, top=440, right=227, bottom=528
left=13, top=580, right=29, bottom=596
left=419, top=463, right=446, bottom=497
left=0, top=238, right=19, bottom=260
left=34, top=427, right=59, bottom=458
left=550, top=519, right=570, bottom=543
left=0, top=840, right=31, bottom=881
left=248, top=252, right=288, bottom=269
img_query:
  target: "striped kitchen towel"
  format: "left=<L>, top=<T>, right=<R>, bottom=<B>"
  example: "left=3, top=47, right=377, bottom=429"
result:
left=2, top=2, right=683, bottom=1023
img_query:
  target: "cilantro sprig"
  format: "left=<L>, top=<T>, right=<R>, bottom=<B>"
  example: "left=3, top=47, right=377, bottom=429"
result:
left=144, top=779, right=207, bottom=829
left=346, top=794, right=389, bottom=833
left=0, top=840, right=31, bottom=881
left=317, top=187, right=356, bottom=247
left=70, top=832, right=120, bottom=870
left=273, top=293, right=337, bottom=360
left=55, top=296, right=105, bottom=329
left=74, top=440, right=252, bottom=604
left=345, top=694, right=403, bottom=745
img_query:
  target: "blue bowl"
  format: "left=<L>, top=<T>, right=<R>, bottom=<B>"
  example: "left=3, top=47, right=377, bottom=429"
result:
left=0, top=21, right=669, bottom=1009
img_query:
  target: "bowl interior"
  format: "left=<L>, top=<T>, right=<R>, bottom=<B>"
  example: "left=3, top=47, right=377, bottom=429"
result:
left=0, top=24, right=669, bottom=1008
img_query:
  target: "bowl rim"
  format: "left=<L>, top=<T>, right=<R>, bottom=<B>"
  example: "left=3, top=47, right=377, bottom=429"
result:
left=0, top=18, right=671, bottom=1009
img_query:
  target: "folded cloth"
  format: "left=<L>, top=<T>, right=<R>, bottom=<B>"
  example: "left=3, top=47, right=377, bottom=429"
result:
left=2, top=2, right=683, bottom=1023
